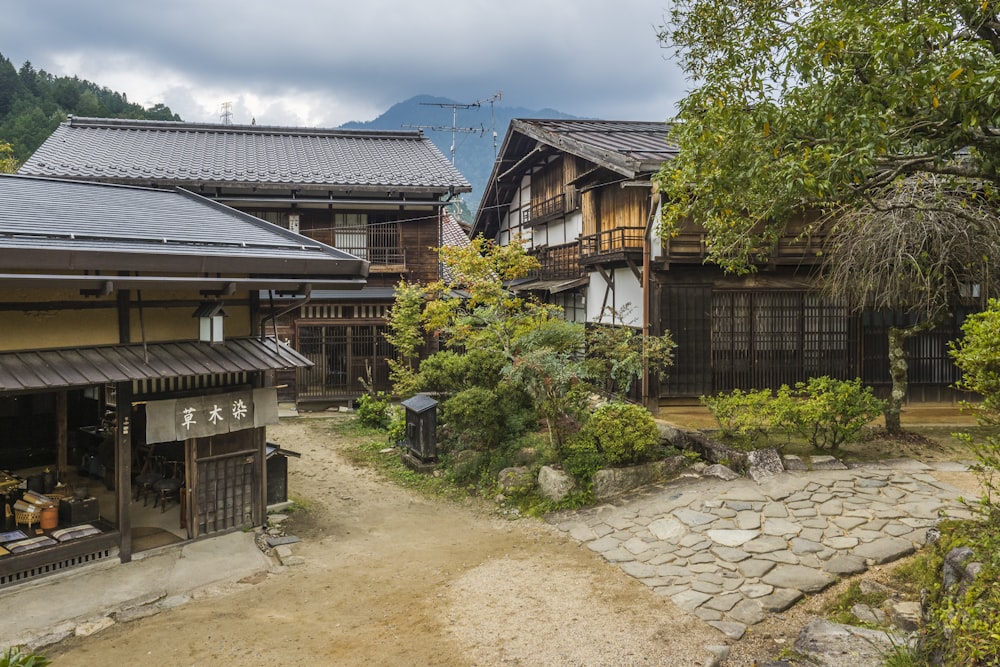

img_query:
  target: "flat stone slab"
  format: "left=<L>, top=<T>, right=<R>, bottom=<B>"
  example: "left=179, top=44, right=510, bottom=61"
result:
left=648, top=517, right=686, bottom=541
left=266, top=535, right=301, bottom=547
left=810, top=456, right=848, bottom=470
left=762, top=565, right=836, bottom=594
left=819, top=556, right=865, bottom=579
left=853, top=537, right=915, bottom=564
left=794, top=619, right=908, bottom=667
left=706, top=529, right=760, bottom=547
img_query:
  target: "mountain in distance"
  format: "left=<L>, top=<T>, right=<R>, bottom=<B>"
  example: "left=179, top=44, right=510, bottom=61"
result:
left=340, top=95, right=577, bottom=220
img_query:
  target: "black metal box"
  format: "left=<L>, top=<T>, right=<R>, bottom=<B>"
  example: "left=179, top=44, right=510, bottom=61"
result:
left=59, top=497, right=99, bottom=525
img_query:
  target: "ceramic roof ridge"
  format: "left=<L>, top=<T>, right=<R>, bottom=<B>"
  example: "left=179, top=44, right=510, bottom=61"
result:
left=65, top=116, right=425, bottom=140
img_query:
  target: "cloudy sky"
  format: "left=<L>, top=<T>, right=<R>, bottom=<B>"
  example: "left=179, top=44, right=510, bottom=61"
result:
left=0, top=0, right=688, bottom=127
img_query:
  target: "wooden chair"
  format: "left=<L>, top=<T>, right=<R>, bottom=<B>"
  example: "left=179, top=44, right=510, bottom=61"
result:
left=133, top=443, right=164, bottom=505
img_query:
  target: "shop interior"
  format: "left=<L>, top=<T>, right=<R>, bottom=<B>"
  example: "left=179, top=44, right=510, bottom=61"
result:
left=0, top=387, right=187, bottom=558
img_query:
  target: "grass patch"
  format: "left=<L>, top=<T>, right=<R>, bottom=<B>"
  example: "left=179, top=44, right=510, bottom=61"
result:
left=334, top=423, right=470, bottom=503
left=822, top=579, right=893, bottom=626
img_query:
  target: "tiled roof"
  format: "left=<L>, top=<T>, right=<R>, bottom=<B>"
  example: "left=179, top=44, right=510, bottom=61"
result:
left=513, top=119, right=678, bottom=174
left=473, top=119, right=676, bottom=238
left=440, top=210, right=470, bottom=249
left=19, top=117, right=471, bottom=193
left=0, top=174, right=367, bottom=278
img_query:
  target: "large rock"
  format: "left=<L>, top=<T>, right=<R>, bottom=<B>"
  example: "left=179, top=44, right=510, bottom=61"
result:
left=537, top=465, right=576, bottom=502
left=684, top=432, right=748, bottom=473
left=793, top=619, right=908, bottom=667
left=942, top=546, right=977, bottom=591
left=747, top=449, right=784, bottom=482
left=887, top=601, right=922, bottom=633
left=591, top=457, right=687, bottom=500
left=703, top=464, right=740, bottom=481
left=657, top=422, right=693, bottom=448
left=497, top=466, right=534, bottom=493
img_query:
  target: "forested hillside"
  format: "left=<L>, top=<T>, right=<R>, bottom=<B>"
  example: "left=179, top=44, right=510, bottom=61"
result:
left=0, top=52, right=180, bottom=165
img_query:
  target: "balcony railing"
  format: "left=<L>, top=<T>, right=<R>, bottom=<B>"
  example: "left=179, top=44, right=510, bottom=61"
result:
left=528, top=242, right=586, bottom=280
left=522, top=193, right=566, bottom=227
left=580, top=227, right=646, bottom=260
left=661, top=227, right=828, bottom=264
left=332, top=222, right=406, bottom=269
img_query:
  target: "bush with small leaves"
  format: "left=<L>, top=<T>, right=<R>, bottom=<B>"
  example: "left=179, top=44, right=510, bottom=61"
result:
left=783, top=377, right=885, bottom=451
left=578, top=402, right=659, bottom=466
left=701, top=388, right=776, bottom=446
left=561, top=434, right=605, bottom=483
left=355, top=390, right=393, bottom=430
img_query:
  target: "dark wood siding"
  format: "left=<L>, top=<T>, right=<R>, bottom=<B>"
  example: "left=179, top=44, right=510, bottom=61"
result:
left=193, top=431, right=258, bottom=536
left=399, top=214, right=442, bottom=283
left=660, top=287, right=857, bottom=398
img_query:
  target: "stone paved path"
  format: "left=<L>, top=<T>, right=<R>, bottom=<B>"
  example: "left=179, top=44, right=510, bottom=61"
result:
left=549, top=459, right=974, bottom=641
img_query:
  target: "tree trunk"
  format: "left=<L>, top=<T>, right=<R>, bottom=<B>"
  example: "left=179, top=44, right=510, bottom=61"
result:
left=885, top=327, right=908, bottom=435
left=884, top=320, right=940, bottom=434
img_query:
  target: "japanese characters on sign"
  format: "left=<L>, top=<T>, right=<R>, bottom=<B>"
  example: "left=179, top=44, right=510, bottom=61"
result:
left=144, top=388, right=278, bottom=443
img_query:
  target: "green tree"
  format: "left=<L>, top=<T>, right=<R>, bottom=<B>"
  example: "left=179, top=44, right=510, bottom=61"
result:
left=586, top=306, right=675, bottom=401
left=658, top=1, right=1000, bottom=432
left=658, top=1, right=1000, bottom=271
left=0, top=142, right=18, bottom=173
left=421, top=236, right=555, bottom=358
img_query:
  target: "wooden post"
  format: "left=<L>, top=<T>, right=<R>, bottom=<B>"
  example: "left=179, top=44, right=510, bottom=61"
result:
left=56, top=390, right=68, bottom=478
left=115, top=382, right=133, bottom=563
left=254, top=374, right=268, bottom=527
left=186, top=437, right=198, bottom=539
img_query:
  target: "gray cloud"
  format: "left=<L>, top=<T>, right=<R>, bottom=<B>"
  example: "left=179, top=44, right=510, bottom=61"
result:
left=0, top=0, right=687, bottom=126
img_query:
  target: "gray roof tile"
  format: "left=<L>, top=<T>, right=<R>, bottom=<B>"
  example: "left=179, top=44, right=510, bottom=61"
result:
left=20, top=117, right=471, bottom=193
left=0, top=174, right=366, bottom=274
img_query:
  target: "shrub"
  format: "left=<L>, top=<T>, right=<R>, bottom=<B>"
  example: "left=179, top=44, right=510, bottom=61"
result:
left=951, top=298, right=1000, bottom=521
left=562, top=434, right=605, bottom=483
left=578, top=402, right=659, bottom=466
left=355, top=390, right=393, bottom=430
left=703, top=379, right=883, bottom=451
left=440, top=384, right=535, bottom=452
left=701, top=388, right=775, bottom=446
left=781, top=377, right=885, bottom=451
left=419, top=349, right=506, bottom=394
left=440, top=386, right=503, bottom=451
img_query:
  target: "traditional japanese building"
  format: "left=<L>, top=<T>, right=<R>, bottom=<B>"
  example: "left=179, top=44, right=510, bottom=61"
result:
left=0, top=173, right=366, bottom=586
left=474, top=119, right=970, bottom=405
left=19, top=117, right=471, bottom=407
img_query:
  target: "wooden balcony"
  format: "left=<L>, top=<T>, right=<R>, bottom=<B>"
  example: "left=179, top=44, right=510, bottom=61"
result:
left=661, top=227, right=828, bottom=266
left=528, top=242, right=587, bottom=281
left=523, top=193, right=566, bottom=227
left=579, top=227, right=645, bottom=264
left=332, top=222, right=406, bottom=272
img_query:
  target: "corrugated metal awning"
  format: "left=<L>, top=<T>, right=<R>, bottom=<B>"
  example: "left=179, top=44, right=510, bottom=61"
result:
left=0, top=338, right=312, bottom=392
left=511, top=277, right=589, bottom=294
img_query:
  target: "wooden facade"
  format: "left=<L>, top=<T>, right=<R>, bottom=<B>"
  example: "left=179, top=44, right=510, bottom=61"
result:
left=19, top=118, right=472, bottom=408
left=474, top=119, right=972, bottom=405
left=0, top=174, right=362, bottom=587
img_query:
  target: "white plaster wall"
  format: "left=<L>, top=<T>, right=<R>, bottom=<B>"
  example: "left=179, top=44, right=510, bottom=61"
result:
left=586, top=268, right=644, bottom=326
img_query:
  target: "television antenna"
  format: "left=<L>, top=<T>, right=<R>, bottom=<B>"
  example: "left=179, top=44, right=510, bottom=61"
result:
left=404, top=91, right=503, bottom=164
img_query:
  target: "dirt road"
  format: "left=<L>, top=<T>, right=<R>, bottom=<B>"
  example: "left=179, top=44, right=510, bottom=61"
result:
left=45, top=416, right=721, bottom=666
